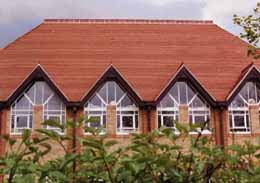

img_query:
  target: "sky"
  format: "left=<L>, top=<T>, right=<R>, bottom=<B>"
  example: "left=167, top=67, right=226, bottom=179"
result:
left=0, top=0, right=258, bottom=48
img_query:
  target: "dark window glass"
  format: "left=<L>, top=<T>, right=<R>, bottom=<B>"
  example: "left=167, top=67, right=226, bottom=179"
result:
left=16, top=116, right=28, bottom=128
left=122, top=116, right=134, bottom=128
left=158, top=116, right=161, bottom=128
left=163, top=116, right=174, bottom=127
left=234, top=115, right=246, bottom=127
left=135, top=115, right=138, bottom=128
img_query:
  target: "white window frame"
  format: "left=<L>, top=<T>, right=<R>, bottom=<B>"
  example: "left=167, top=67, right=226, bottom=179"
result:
left=229, top=107, right=250, bottom=133
left=157, top=107, right=179, bottom=131
left=157, top=82, right=211, bottom=134
left=84, top=81, right=139, bottom=135
left=188, top=107, right=211, bottom=134
left=10, top=81, right=66, bottom=135
left=12, top=114, right=32, bottom=134
left=117, top=110, right=138, bottom=135
left=86, top=114, right=106, bottom=134
left=84, top=107, right=107, bottom=135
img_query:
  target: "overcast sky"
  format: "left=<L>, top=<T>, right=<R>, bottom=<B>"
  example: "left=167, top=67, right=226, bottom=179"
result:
left=0, top=0, right=258, bottom=48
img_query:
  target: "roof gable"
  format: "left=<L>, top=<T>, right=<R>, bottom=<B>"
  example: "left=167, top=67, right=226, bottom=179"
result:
left=155, top=64, right=216, bottom=106
left=6, top=65, right=69, bottom=106
left=227, top=65, right=260, bottom=104
left=81, top=65, right=143, bottom=106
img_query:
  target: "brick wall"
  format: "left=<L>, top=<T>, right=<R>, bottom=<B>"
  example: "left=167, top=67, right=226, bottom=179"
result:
left=107, top=105, right=117, bottom=136
left=1, top=103, right=259, bottom=158
left=179, top=105, right=189, bottom=125
left=32, top=105, right=43, bottom=134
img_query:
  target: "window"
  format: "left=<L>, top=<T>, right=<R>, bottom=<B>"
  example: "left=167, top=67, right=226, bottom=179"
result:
left=157, top=81, right=210, bottom=132
left=229, top=82, right=260, bottom=133
left=11, top=81, right=66, bottom=134
left=85, top=81, right=138, bottom=134
left=188, top=95, right=210, bottom=132
left=43, top=94, right=66, bottom=133
left=117, top=110, right=138, bottom=134
left=85, top=110, right=106, bottom=134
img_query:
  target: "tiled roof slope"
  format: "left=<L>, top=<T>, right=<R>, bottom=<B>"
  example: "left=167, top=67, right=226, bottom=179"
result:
left=0, top=19, right=256, bottom=102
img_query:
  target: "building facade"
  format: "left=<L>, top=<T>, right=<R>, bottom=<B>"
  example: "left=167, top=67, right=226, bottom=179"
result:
left=0, top=19, right=259, bottom=156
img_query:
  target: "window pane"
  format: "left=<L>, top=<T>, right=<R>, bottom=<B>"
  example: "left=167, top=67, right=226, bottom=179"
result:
left=15, top=96, right=31, bottom=110
left=89, top=95, right=103, bottom=107
left=234, top=115, right=246, bottom=127
left=107, top=82, right=115, bottom=104
left=248, top=82, right=256, bottom=103
left=122, top=116, right=134, bottom=128
left=158, top=116, right=161, bottom=128
left=120, top=95, right=134, bottom=107
left=163, top=116, right=174, bottom=127
left=26, top=84, right=35, bottom=103
left=169, top=84, right=179, bottom=103
left=135, top=115, right=138, bottom=128
left=98, top=84, right=107, bottom=103
left=239, top=84, right=249, bottom=102
left=35, top=82, right=44, bottom=104
left=179, top=82, right=187, bottom=104
left=16, top=116, right=28, bottom=128
left=116, top=84, right=124, bottom=102
left=89, top=116, right=101, bottom=128
left=187, top=86, right=196, bottom=103
left=47, top=95, right=61, bottom=110
left=43, top=83, right=53, bottom=102
left=160, top=94, right=175, bottom=108
left=231, top=95, right=245, bottom=108
left=190, top=96, right=204, bottom=108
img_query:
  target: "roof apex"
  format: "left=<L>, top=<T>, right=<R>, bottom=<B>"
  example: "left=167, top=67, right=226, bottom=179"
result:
left=44, top=19, right=214, bottom=25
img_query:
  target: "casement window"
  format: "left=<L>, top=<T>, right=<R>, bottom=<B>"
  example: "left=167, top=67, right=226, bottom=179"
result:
left=85, top=81, right=138, bottom=134
left=117, top=110, right=138, bottom=134
left=157, top=81, right=210, bottom=132
left=11, top=81, right=66, bottom=134
left=188, top=95, right=210, bottom=132
left=43, top=94, right=66, bottom=133
left=229, top=82, right=260, bottom=133
left=85, top=109, right=107, bottom=134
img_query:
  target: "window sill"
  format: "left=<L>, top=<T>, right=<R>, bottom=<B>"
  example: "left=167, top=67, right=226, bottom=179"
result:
left=229, top=131, right=251, bottom=135
left=189, top=130, right=212, bottom=135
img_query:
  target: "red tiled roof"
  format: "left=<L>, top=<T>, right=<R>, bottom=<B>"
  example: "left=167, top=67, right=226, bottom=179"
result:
left=0, top=19, right=257, bottom=102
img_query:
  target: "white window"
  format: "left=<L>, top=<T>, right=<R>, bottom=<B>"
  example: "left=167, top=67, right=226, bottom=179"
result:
left=117, top=110, right=138, bottom=134
left=229, top=82, right=260, bottom=133
left=85, top=109, right=106, bottom=134
left=43, top=94, right=66, bottom=133
left=85, top=81, right=138, bottom=134
left=157, top=82, right=210, bottom=132
left=11, top=81, right=66, bottom=134
left=188, top=95, right=210, bottom=132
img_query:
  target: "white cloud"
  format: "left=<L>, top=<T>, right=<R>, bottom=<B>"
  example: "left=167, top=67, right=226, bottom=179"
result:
left=202, top=0, right=257, bottom=24
left=140, top=0, right=201, bottom=6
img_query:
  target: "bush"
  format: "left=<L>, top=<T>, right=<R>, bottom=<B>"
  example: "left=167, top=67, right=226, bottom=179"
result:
left=0, top=119, right=260, bottom=183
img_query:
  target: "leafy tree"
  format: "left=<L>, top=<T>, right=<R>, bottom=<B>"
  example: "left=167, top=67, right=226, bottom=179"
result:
left=234, top=2, right=260, bottom=59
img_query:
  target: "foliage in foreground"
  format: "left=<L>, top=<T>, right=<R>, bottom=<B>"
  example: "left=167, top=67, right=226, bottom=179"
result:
left=0, top=119, right=260, bottom=183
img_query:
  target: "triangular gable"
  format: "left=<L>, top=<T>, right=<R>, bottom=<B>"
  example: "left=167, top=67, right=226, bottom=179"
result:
left=226, top=64, right=260, bottom=104
left=155, top=64, right=216, bottom=107
left=81, top=65, right=143, bottom=106
left=6, top=65, right=69, bottom=106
